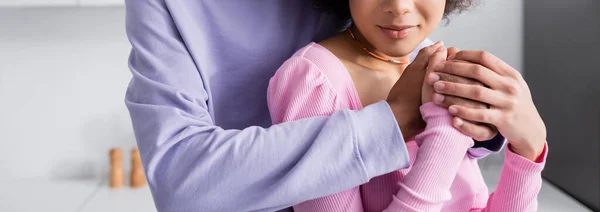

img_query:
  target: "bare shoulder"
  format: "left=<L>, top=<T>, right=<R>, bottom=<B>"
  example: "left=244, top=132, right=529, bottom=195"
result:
left=318, top=33, right=355, bottom=62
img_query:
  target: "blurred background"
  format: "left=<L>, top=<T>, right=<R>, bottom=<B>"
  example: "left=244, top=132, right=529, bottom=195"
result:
left=0, top=0, right=598, bottom=212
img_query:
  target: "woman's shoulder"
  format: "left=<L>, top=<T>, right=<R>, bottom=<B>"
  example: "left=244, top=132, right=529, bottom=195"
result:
left=287, top=42, right=345, bottom=71
left=270, top=42, right=360, bottom=109
left=279, top=42, right=353, bottom=87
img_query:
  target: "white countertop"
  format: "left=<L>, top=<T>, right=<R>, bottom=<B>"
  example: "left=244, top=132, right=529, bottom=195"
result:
left=0, top=173, right=591, bottom=212
left=80, top=182, right=156, bottom=212
left=481, top=166, right=592, bottom=212
left=0, top=179, right=99, bottom=212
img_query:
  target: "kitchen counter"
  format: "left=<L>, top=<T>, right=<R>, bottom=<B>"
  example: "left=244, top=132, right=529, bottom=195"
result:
left=0, top=171, right=591, bottom=212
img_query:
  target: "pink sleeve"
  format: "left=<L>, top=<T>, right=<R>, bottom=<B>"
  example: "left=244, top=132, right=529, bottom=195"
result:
left=267, top=57, right=364, bottom=212
left=384, top=103, right=474, bottom=212
left=481, top=143, right=548, bottom=212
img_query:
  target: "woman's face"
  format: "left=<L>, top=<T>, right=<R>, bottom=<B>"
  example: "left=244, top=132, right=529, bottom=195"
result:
left=349, top=0, right=446, bottom=58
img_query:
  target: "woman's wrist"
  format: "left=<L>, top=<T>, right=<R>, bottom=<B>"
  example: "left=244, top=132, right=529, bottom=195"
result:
left=388, top=100, right=425, bottom=141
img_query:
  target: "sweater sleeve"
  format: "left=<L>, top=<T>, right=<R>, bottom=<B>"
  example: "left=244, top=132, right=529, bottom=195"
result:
left=480, top=143, right=548, bottom=212
left=125, top=1, right=411, bottom=211
left=384, top=103, right=475, bottom=212
left=268, top=56, right=412, bottom=212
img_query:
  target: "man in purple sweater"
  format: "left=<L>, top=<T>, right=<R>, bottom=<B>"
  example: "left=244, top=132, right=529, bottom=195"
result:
left=124, top=1, right=505, bottom=211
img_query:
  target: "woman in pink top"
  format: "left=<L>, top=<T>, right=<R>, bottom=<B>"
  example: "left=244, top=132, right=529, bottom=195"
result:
left=268, top=0, right=548, bottom=211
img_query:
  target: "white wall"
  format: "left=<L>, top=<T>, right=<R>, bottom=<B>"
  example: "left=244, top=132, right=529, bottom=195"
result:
left=0, top=2, right=522, bottom=180
left=0, top=8, right=134, bottom=180
left=431, top=0, right=523, bottom=72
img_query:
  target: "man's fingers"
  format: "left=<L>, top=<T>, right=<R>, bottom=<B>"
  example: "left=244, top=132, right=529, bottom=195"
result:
left=448, top=105, right=501, bottom=125
left=433, top=62, right=504, bottom=89
left=450, top=50, right=521, bottom=79
left=431, top=93, right=488, bottom=109
left=451, top=117, right=498, bottom=141
left=427, top=72, right=484, bottom=87
left=432, top=81, right=507, bottom=107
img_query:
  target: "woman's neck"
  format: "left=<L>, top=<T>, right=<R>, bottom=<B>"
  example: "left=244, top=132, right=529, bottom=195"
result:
left=318, top=29, right=411, bottom=107
left=353, top=25, right=411, bottom=71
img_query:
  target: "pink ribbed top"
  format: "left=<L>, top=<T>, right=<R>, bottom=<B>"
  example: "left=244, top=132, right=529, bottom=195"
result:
left=267, top=43, right=547, bottom=212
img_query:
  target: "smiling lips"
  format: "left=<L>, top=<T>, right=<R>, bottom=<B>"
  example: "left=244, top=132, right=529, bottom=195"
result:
left=379, top=25, right=417, bottom=39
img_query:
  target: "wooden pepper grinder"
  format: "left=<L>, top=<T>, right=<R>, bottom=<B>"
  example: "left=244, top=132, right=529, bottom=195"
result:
left=130, top=147, right=146, bottom=188
left=109, top=148, right=125, bottom=188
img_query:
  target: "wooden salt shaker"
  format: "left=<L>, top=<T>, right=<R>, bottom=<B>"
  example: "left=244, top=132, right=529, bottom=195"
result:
left=109, top=148, right=124, bottom=188
left=130, top=147, right=146, bottom=188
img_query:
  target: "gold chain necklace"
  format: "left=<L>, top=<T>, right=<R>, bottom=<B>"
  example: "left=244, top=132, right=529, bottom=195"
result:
left=347, top=27, right=409, bottom=64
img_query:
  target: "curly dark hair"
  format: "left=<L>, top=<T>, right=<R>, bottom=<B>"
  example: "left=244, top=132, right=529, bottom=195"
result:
left=313, top=0, right=477, bottom=22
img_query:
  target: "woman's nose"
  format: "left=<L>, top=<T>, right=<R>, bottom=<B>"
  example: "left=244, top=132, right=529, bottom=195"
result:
left=382, top=0, right=414, bottom=16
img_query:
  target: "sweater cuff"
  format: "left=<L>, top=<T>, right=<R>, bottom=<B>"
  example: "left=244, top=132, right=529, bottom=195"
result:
left=350, top=101, right=410, bottom=180
left=421, top=102, right=507, bottom=158
left=419, top=102, right=453, bottom=123
left=505, top=142, right=548, bottom=173
left=417, top=103, right=472, bottom=147
left=469, top=133, right=507, bottom=159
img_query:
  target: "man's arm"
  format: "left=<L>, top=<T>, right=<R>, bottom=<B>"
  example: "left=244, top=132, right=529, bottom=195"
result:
left=124, top=0, right=409, bottom=211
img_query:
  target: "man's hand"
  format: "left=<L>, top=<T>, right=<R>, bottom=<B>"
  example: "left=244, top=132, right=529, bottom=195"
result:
left=425, top=47, right=498, bottom=141
left=387, top=43, right=498, bottom=141
left=430, top=50, right=546, bottom=161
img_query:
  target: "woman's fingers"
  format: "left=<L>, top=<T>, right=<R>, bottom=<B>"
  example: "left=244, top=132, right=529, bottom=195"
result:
left=451, top=117, right=498, bottom=142
left=448, top=105, right=501, bottom=126
left=411, top=41, right=444, bottom=70
left=447, top=47, right=460, bottom=59
left=427, top=46, right=448, bottom=73
left=432, top=81, right=509, bottom=107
